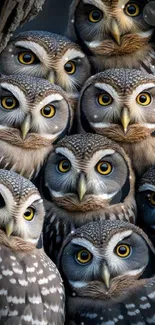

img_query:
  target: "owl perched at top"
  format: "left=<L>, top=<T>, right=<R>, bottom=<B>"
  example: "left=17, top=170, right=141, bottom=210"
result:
left=0, top=74, right=73, bottom=179
left=0, top=31, right=91, bottom=100
left=78, top=68, right=155, bottom=176
left=67, top=0, right=155, bottom=72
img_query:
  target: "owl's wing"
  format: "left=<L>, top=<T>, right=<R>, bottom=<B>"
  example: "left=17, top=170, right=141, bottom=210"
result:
left=67, top=277, right=155, bottom=325
left=0, top=246, right=65, bottom=325
left=43, top=211, right=76, bottom=263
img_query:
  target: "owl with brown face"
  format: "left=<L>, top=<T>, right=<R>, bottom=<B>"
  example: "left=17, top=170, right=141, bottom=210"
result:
left=59, top=219, right=155, bottom=325
left=0, top=31, right=91, bottom=105
left=78, top=68, right=155, bottom=176
left=0, top=74, right=73, bottom=179
left=67, top=0, right=155, bottom=73
left=42, top=133, right=136, bottom=262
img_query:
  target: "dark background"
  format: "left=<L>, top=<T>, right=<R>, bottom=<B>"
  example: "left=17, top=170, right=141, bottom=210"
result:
left=16, top=0, right=72, bottom=36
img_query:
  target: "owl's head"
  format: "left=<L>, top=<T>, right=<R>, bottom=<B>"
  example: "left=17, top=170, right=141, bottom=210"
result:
left=43, top=133, right=135, bottom=216
left=0, top=74, right=72, bottom=141
left=59, top=220, right=155, bottom=297
left=79, top=68, right=155, bottom=140
left=136, top=166, right=155, bottom=233
left=67, top=0, right=152, bottom=69
left=0, top=31, right=91, bottom=96
left=0, top=169, right=45, bottom=244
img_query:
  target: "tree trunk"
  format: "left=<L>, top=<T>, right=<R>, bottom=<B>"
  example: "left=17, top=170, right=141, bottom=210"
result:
left=0, top=0, right=45, bottom=53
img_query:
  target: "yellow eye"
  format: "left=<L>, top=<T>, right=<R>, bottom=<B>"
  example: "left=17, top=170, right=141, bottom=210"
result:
left=98, top=93, right=113, bottom=106
left=115, top=244, right=131, bottom=258
left=136, top=92, right=151, bottom=106
left=1, top=96, right=17, bottom=110
left=88, top=9, right=102, bottom=23
left=58, top=159, right=71, bottom=173
left=125, top=3, right=140, bottom=17
left=23, top=207, right=35, bottom=221
left=18, top=52, right=36, bottom=65
left=76, top=249, right=92, bottom=264
left=96, top=161, right=112, bottom=175
left=64, top=61, right=76, bottom=75
left=148, top=192, right=155, bottom=206
left=41, top=105, right=55, bottom=118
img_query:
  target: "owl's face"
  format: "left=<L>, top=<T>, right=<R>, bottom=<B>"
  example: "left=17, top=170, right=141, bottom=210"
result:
left=0, top=169, right=45, bottom=243
left=136, top=166, right=155, bottom=231
left=69, top=0, right=152, bottom=58
left=44, top=134, right=134, bottom=212
left=0, top=31, right=91, bottom=96
left=60, top=220, right=153, bottom=292
left=0, top=75, right=72, bottom=140
left=80, top=69, right=155, bottom=138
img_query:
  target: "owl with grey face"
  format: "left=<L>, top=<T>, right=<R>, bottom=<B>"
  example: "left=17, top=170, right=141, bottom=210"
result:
left=42, top=133, right=136, bottom=262
left=0, top=31, right=91, bottom=103
left=0, top=169, right=65, bottom=324
left=0, top=74, right=72, bottom=179
left=78, top=68, right=155, bottom=176
left=59, top=219, right=155, bottom=325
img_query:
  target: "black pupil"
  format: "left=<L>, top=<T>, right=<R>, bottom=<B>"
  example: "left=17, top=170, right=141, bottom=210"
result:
left=62, top=161, right=70, bottom=170
left=127, top=5, right=137, bottom=14
left=102, top=95, right=110, bottom=103
left=65, top=62, right=74, bottom=72
left=0, top=194, right=5, bottom=208
left=100, top=163, right=109, bottom=172
left=5, top=98, right=14, bottom=107
left=43, top=106, right=52, bottom=116
left=139, top=95, right=147, bottom=103
left=80, top=251, right=89, bottom=261
left=118, top=246, right=127, bottom=255
left=23, top=53, right=33, bottom=63
left=25, top=209, right=31, bottom=217
left=91, top=10, right=101, bottom=20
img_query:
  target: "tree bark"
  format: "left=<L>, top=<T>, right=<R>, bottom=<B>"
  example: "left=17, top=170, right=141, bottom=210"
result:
left=0, top=0, right=45, bottom=53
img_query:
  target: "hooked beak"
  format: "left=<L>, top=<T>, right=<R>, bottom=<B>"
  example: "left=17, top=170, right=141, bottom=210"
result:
left=121, top=107, right=131, bottom=134
left=47, top=71, right=55, bottom=84
left=110, top=20, right=121, bottom=45
left=21, top=114, right=31, bottom=139
left=5, top=220, right=14, bottom=238
left=77, top=174, right=87, bottom=202
left=102, top=263, right=110, bottom=289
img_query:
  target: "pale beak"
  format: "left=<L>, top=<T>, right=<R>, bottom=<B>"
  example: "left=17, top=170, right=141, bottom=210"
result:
left=77, top=174, right=87, bottom=202
left=47, top=71, right=55, bottom=84
left=102, top=263, right=110, bottom=289
left=5, top=220, right=14, bottom=238
left=121, top=107, right=131, bottom=134
left=21, top=114, right=31, bottom=139
left=110, top=20, right=121, bottom=45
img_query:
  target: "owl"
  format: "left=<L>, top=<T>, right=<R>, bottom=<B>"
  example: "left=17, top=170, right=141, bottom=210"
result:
left=0, top=169, right=64, bottom=325
left=42, top=133, right=136, bottom=262
left=59, top=219, right=155, bottom=325
left=136, top=165, right=155, bottom=246
left=0, top=30, right=91, bottom=103
left=78, top=68, right=155, bottom=176
left=67, top=0, right=155, bottom=73
left=0, top=74, right=73, bottom=179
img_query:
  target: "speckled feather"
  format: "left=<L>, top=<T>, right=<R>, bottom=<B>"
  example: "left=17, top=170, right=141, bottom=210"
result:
left=0, top=244, right=65, bottom=325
